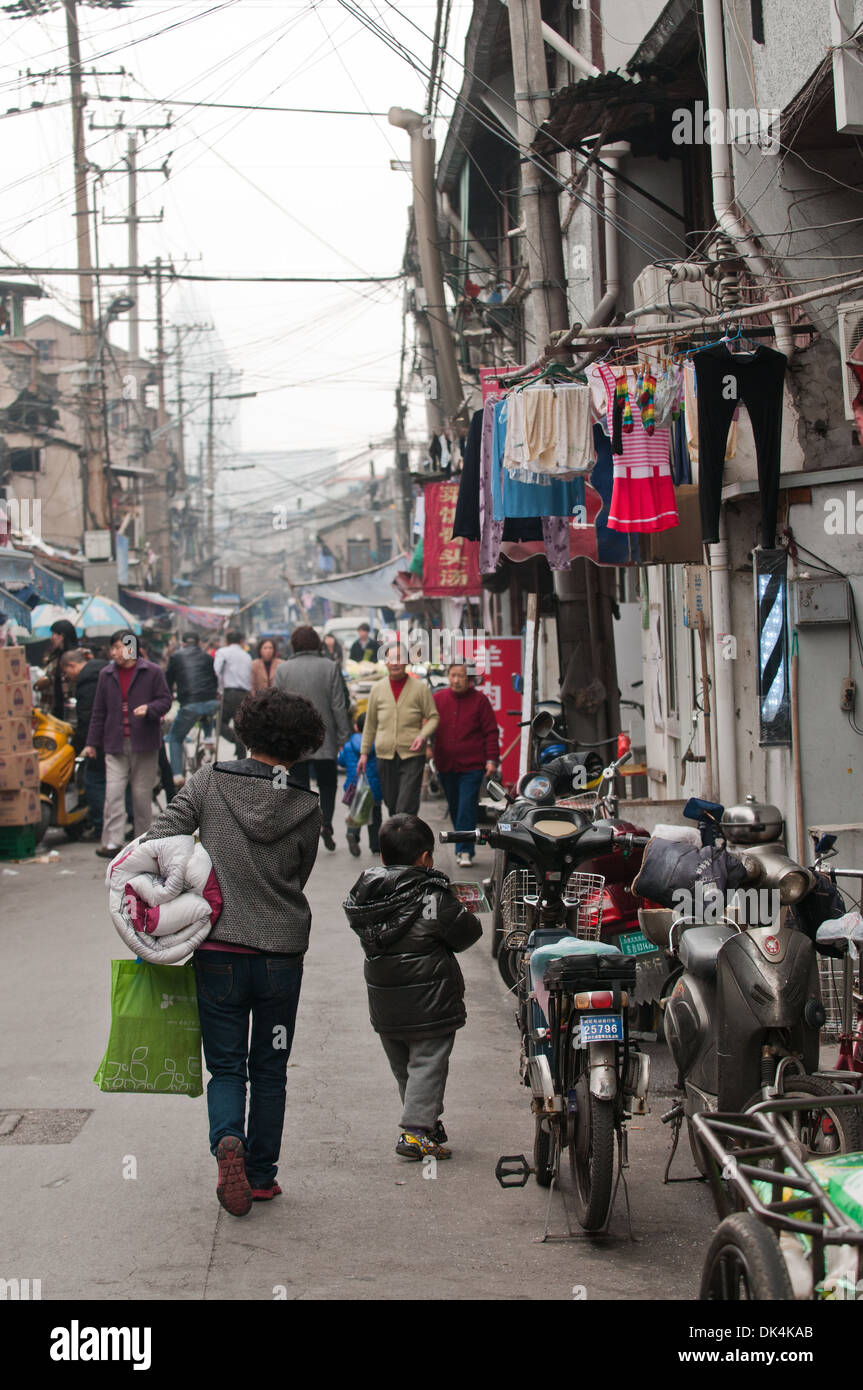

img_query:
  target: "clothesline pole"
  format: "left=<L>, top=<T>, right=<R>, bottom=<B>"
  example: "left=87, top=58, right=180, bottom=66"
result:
left=531, top=270, right=863, bottom=348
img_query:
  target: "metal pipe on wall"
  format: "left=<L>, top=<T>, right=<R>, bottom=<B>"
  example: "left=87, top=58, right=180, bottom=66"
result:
left=707, top=512, right=738, bottom=806
left=701, top=0, right=793, bottom=356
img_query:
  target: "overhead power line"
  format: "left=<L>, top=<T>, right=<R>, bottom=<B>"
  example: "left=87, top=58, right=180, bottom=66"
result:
left=0, top=265, right=402, bottom=283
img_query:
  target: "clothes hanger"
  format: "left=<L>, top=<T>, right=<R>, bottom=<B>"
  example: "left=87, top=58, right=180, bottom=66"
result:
left=722, top=321, right=759, bottom=356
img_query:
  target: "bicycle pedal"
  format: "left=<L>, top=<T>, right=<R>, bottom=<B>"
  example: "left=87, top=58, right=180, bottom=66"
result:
left=495, top=1154, right=532, bottom=1188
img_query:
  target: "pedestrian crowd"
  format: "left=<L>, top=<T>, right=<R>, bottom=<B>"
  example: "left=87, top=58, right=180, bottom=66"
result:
left=51, top=616, right=500, bottom=1215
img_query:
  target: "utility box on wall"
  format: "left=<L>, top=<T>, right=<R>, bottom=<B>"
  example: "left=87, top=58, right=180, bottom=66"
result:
left=791, top=576, right=851, bottom=626
left=82, top=562, right=118, bottom=601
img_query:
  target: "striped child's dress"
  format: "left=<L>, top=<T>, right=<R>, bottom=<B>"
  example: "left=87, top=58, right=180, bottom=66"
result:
left=593, top=362, right=679, bottom=533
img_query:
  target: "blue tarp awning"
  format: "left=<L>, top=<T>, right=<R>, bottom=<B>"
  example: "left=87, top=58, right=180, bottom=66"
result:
left=0, top=584, right=32, bottom=628
left=0, top=549, right=65, bottom=607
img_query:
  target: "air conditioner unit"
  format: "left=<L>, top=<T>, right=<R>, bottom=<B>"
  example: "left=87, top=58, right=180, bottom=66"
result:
left=837, top=300, right=863, bottom=422
left=631, top=264, right=712, bottom=327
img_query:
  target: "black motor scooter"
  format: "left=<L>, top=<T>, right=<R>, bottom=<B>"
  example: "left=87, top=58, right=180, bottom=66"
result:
left=442, top=809, right=649, bottom=1232
left=642, top=795, right=863, bottom=1169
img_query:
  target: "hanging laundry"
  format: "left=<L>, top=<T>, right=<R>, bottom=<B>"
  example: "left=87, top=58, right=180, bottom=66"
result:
left=692, top=343, right=787, bottom=547
left=683, top=360, right=737, bottom=466
left=522, top=387, right=557, bottom=473
left=589, top=424, right=641, bottom=564
left=652, top=361, right=684, bottom=430
left=452, top=408, right=483, bottom=541
left=591, top=363, right=679, bottom=533
left=670, top=413, right=692, bottom=486
left=503, top=383, right=593, bottom=480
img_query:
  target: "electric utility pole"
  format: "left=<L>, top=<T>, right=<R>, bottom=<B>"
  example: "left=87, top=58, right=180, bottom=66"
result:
left=94, top=128, right=170, bottom=360
left=505, top=0, right=620, bottom=750
left=5, top=0, right=136, bottom=529
left=505, top=0, right=569, bottom=350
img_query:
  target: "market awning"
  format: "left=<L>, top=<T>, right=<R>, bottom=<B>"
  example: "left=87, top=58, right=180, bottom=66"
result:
left=297, top=554, right=408, bottom=607
left=0, top=547, right=66, bottom=607
left=120, top=588, right=234, bottom=631
left=0, top=584, right=33, bottom=629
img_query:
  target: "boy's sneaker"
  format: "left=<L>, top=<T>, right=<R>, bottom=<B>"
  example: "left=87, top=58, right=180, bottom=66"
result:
left=215, top=1136, right=252, bottom=1216
left=395, top=1131, right=452, bottom=1161
left=250, top=1181, right=282, bottom=1201
left=456, top=852, right=473, bottom=868
left=428, top=1120, right=448, bottom=1145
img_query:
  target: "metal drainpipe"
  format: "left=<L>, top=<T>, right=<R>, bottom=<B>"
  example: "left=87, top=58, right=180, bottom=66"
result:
left=586, top=143, right=627, bottom=326
left=708, top=511, right=738, bottom=806
left=701, top=0, right=793, bottom=356
left=499, top=1, right=600, bottom=78
left=389, top=106, right=463, bottom=421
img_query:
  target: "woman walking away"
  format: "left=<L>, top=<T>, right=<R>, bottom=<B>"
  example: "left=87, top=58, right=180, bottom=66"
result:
left=251, top=637, right=283, bottom=693
left=141, top=686, right=324, bottom=1217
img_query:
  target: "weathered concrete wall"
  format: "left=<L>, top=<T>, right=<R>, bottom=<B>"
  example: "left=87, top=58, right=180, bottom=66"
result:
left=788, top=335, right=861, bottom=473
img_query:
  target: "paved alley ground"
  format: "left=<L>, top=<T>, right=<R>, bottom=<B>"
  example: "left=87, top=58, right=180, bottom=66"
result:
left=1, top=779, right=715, bottom=1302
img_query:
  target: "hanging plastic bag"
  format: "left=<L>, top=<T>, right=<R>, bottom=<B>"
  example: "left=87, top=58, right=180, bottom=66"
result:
left=94, top=959, right=203, bottom=1097
left=346, top=775, right=373, bottom=828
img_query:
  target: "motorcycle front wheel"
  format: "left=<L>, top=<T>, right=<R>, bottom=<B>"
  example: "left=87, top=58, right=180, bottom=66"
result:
left=748, top=1074, right=863, bottom=1160
left=700, top=1213, right=793, bottom=1301
left=569, top=1080, right=616, bottom=1231
left=497, top=943, right=519, bottom=990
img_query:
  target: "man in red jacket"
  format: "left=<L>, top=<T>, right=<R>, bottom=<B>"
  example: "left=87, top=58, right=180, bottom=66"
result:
left=432, top=663, right=499, bottom=868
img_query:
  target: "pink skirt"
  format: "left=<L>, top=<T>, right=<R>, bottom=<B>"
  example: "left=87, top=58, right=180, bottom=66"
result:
left=607, top=462, right=679, bottom=533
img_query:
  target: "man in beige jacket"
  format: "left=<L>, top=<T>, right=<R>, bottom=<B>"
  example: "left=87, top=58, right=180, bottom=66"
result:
left=358, top=647, right=439, bottom=816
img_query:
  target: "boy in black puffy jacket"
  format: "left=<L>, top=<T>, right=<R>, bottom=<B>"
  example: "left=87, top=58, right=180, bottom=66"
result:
left=343, top=813, right=482, bottom=1160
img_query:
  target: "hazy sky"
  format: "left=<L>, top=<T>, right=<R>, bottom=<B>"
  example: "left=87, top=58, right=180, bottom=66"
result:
left=1, top=1, right=471, bottom=473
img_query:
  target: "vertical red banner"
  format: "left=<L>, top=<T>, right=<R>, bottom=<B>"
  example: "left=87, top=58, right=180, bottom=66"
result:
left=477, top=635, right=523, bottom=789
left=422, top=480, right=481, bottom=597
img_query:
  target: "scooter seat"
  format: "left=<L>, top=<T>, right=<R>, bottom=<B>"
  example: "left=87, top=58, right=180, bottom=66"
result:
left=528, top=938, right=619, bottom=992
left=678, top=923, right=738, bottom=980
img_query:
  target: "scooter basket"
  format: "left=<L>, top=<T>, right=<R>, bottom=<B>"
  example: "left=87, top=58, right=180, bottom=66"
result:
left=544, top=953, right=638, bottom=993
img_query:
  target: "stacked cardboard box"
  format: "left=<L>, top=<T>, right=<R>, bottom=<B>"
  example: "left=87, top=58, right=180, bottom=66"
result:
left=0, top=648, right=39, bottom=827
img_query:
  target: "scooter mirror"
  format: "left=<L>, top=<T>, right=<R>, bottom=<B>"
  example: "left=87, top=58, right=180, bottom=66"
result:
left=531, top=710, right=555, bottom=739
left=486, top=778, right=507, bottom=802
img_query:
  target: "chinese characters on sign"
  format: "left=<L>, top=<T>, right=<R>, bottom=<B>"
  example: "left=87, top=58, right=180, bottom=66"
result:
left=423, top=481, right=481, bottom=597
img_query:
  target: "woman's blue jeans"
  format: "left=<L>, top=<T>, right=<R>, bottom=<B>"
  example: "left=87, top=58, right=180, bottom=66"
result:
left=193, top=949, right=304, bottom=1189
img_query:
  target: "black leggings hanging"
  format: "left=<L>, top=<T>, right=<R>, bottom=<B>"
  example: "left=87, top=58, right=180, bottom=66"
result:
left=692, top=344, right=786, bottom=547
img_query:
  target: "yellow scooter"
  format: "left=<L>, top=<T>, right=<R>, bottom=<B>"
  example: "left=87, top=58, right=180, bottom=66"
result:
left=31, top=708, right=89, bottom=843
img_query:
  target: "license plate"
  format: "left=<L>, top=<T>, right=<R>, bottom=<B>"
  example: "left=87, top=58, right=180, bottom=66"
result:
left=620, top=930, right=658, bottom=957
left=579, top=1013, right=623, bottom=1043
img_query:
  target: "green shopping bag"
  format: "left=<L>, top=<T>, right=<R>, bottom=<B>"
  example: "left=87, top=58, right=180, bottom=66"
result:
left=346, top=774, right=373, bottom=828
left=94, top=959, right=203, bottom=1097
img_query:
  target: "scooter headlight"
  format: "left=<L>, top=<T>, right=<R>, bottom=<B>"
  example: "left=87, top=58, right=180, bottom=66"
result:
left=779, top=870, right=810, bottom=904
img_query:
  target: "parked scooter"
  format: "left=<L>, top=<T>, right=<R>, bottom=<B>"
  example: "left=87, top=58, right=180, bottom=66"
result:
left=490, top=723, right=653, bottom=1008
left=442, top=808, right=650, bottom=1232
left=32, top=708, right=89, bottom=843
left=642, top=795, right=863, bottom=1169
